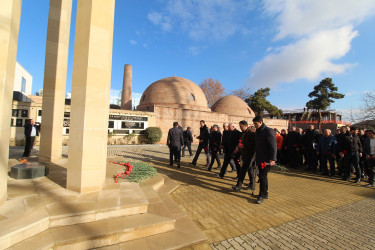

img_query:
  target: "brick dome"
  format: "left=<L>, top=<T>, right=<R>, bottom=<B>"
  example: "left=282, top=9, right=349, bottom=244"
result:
left=211, top=95, right=255, bottom=118
left=137, top=76, right=210, bottom=111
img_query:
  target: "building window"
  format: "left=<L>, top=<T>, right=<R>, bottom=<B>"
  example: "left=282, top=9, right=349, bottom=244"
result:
left=65, top=129, right=69, bottom=134
left=12, top=109, right=19, bottom=117
left=21, top=77, right=26, bottom=93
left=38, top=110, right=42, bottom=116
left=11, top=119, right=14, bottom=126
left=108, top=121, right=114, bottom=128
left=190, top=93, right=195, bottom=101
left=21, top=110, right=28, bottom=117
left=16, top=119, right=23, bottom=127
left=122, top=122, right=144, bottom=129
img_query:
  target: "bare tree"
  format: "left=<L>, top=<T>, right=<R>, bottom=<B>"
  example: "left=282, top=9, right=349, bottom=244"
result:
left=199, top=78, right=225, bottom=107
left=228, top=87, right=252, bottom=100
left=361, top=91, right=375, bottom=120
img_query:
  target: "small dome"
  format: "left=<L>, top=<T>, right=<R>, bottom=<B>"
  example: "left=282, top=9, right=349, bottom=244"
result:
left=138, top=76, right=210, bottom=111
left=211, top=95, right=255, bottom=117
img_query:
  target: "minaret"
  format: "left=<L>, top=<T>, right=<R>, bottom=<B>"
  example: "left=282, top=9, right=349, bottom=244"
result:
left=121, top=64, right=132, bottom=110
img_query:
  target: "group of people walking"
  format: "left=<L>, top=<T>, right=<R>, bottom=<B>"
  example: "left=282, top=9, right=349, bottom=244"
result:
left=167, top=116, right=277, bottom=204
left=275, top=125, right=375, bottom=187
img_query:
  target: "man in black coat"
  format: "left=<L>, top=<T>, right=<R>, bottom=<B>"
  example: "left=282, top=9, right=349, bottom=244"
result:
left=253, top=116, right=277, bottom=204
left=303, top=125, right=321, bottom=172
left=363, top=130, right=375, bottom=187
left=191, top=120, right=210, bottom=166
left=219, top=123, right=242, bottom=178
left=337, top=126, right=362, bottom=182
left=285, top=126, right=301, bottom=169
left=23, top=119, right=40, bottom=157
left=182, top=127, right=193, bottom=157
left=207, top=124, right=221, bottom=171
left=232, top=120, right=256, bottom=192
left=167, top=122, right=184, bottom=168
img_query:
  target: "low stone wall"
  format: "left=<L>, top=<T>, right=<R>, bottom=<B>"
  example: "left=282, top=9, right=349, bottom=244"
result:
left=10, top=135, right=147, bottom=146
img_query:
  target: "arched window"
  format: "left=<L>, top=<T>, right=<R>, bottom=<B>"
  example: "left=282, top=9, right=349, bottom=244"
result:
left=190, top=93, right=195, bottom=101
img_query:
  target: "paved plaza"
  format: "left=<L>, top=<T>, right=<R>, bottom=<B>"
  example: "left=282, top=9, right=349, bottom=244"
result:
left=9, top=145, right=375, bottom=249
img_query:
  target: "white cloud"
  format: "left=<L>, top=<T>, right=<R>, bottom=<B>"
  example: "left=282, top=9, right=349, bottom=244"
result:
left=263, top=0, right=375, bottom=40
left=129, top=40, right=137, bottom=45
left=247, top=0, right=375, bottom=88
left=248, top=26, right=357, bottom=88
left=147, top=0, right=255, bottom=41
left=188, top=46, right=207, bottom=56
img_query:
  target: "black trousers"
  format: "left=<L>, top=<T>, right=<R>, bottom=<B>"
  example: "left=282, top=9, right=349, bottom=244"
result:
left=192, top=144, right=210, bottom=165
left=342, top=152, right=361, bottom=180
left=23, top=136, right=35, bottom=157
left=236, top=157, right=254, bottom=187
left=182, top=141, right=192, bottom=156
left=219, top=153, right=240, bottom=178
left=305, top=149, right=318, bottom=170
left=258, top=164, right=271, bottom=197
left=208, top=149, right=221, bottom=170
left=288, top=147, right=300, bottom=168
left=366, top=158, right=375, bottom=184
left=320, top=154, right=336, bottom=176
left=170, top=146, right=181, bottom=165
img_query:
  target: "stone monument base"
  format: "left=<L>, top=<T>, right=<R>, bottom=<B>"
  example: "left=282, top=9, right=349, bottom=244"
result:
left=10, top=162, right=46, bottom=179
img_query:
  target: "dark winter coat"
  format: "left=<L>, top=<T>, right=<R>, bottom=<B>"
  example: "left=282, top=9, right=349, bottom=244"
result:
left=337, top=132, right=362, bottom=154
left=317, top=135, right=337, bottom=155
left=197, top=125, right=210, bottom=146
left=303, top=129, right=321, bottom=151
left=167, top=127, right=184, bottom=150
left=183, top=130, right=193, bottom=143
left=254, top=123, right=277, bottom=164
left=240, top=128, right=256, bottom=161
left=209, top=130, right=222, bottom=152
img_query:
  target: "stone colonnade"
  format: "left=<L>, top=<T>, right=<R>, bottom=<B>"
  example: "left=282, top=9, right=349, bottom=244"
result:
left=0, top=0, right=116, bottom=205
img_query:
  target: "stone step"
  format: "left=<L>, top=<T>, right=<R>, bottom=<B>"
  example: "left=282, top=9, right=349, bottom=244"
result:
left=46, top=182, right=149, bottom=228
left=9, top=213, right=175, bottom=250
left=157, top=175, right=179, bottom=195
left=145, top=174, right=165, bottom=191
left=0, top=202, right=49, bottom=250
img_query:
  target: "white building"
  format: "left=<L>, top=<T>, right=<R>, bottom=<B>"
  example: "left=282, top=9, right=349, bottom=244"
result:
left=13, top=62, right=32, bottom=96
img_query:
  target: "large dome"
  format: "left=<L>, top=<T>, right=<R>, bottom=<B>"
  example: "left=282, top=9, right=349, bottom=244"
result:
left=137, top=76, right=210, bottom=111
left=211, top=95, right=255, bottom=118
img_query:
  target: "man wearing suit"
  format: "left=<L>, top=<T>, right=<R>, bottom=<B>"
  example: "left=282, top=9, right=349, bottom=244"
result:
left=23, top=119, right=40, bottom=157
left=167, top=122, right=184, bottom=168
left=191, top=120, right=210, bottom=167
left=182, top=127, right=193, bottom=157
left=253, top=116, right=277, bottom=204
left=363, top=130, right=375, bottom=187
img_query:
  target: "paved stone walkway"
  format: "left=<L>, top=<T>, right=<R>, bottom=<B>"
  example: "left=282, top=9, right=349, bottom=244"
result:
left=211, top=198, right=375, bottom=249
left=9, top=145, right=375, bottom=249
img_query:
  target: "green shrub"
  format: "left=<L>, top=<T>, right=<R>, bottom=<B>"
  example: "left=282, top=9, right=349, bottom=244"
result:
left=116, top=162, right=157, bottom=183
left=144, top=127, right=162, bottom=144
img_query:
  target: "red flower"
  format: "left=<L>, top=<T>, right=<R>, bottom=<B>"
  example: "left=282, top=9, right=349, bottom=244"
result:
left=343, top=150, right=347, bottom=155
left=260, top=162, right=267, bottom=169
left=293, top=144, right=298, bottom=147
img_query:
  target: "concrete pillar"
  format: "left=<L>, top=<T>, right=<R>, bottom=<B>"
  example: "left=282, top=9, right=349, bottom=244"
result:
left=67, top=0, right=115, bottom=193
left=39, top=0, right=72, bottom=163
left=121, top=64, right=132, bottom=110
left=0, top=0, right=22, bottom=205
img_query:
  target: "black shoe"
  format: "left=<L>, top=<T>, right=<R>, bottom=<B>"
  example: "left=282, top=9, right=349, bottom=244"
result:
left=189, top=162, right=196, bottom=166
left=355, top=179, right=361, bottom=183
left=365, top=183, right=374, bottom=187
left=257, top=196, right=264, bottom=204
left=216, top=173, right=223, bottom=179
left=169, top=163, right=173, bottom=166
left=177, top=164, right=180, bottom=168
left=232, top=185, right=241, bottom=192
left=215, top=166, right=221, bottom=170
left=207, top=167, right=212, bottom=171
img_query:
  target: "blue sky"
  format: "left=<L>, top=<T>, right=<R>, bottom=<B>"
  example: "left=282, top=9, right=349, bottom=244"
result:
left=17, top=0, right=375, bottom=120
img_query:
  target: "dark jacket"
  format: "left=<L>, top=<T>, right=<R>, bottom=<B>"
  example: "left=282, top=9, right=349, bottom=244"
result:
left=183, top=130, right=193, bottom=143
left=167, top=127, right=184, bottom=150
left=255, top=123, right=277, bottom=164
left=240, top=128, right=256, bottom=161
left=285, top=131, right=301, bottom=148
left=337, top=132, right=362, bottom=154
left=363, top=137, right=375, bottom=156
left=209, top=130, right=222, bottom=152
left=317, top=135, right=337, bottom=155
left=227, top=129, right=242, bottom=154
left=24, top=123, right=40, bottom=137
left=303, top=129, right=321, bottom=151
left=222, top=130, right=231, bottom=152
left=197, top=125, right=210, bottom=146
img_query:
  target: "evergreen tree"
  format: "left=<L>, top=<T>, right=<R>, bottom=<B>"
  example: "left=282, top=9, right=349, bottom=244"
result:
left=245, top=87, right=282, bottom=117
left=306, top=78, right=344, bottom=130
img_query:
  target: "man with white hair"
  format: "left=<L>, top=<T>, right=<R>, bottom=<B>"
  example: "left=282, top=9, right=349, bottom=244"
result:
left=219, top=123, right=241, bottom=178
left=317, top=129, right=337, bottom=177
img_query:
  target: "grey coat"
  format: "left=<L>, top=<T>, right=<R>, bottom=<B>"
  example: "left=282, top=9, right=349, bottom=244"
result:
left=167, top=127, right=184, bottom=150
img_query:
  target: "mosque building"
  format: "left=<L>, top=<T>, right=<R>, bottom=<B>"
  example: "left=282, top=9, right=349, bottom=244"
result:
left=10, top=65, right=288, bottom=145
